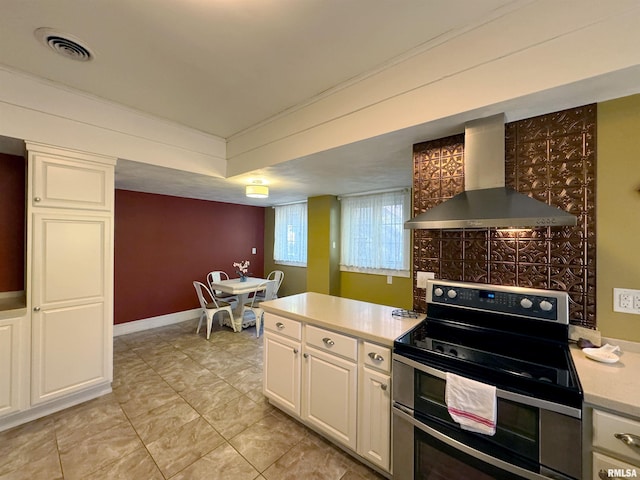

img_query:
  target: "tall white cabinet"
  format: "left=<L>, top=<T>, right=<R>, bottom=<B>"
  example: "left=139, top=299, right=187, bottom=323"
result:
left=0, top=142, right=115, bottom=431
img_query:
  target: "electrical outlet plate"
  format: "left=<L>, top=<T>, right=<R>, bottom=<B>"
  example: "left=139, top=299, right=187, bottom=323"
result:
left=613, top=288, right=640, bottom=314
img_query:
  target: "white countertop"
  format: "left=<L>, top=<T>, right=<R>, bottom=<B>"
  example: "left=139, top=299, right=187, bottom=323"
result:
left=571, top=343, right=640, bottom=418
left=260, top=292, right=424, bottom=346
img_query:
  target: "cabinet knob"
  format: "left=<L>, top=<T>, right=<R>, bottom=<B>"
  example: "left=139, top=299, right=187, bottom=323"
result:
left=276, top=322, right=284, bottom=329
left=293, top=348, right=298, bottom=354
left=368, top=352, right=384, bottom=362
left=322, top=337, right=335, bottom=347
left=614, top=432, right=640, bottom=450
left=600, top=469, right=623, bottom=480
left=381, top=384, right=388, bottom=391
left=34, top=197, right=41, bottom=202
left=303, top=353, right=309, bottom=359
left=33, top=306, right=41, bottom=312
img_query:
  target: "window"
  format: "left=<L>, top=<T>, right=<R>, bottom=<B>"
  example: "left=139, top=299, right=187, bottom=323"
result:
left=340, top=190, right=410, bottom=276
left=274, top=202, right=308, bottom=266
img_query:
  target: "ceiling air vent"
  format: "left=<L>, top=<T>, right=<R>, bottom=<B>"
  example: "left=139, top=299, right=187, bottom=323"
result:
left=34, top=27, right=94, bottom=62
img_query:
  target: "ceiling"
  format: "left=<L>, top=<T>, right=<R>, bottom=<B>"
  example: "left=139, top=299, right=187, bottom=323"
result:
left=2, top=0, right=640, bottom=206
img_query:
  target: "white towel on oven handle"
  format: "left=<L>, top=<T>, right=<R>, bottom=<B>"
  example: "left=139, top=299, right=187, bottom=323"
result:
left=445, top=372, right=497, bottom=436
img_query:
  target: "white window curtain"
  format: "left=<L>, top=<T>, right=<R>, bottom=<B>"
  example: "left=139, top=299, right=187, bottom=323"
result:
left=274, top=202, right=308, bottom=266
left=340, top=190, right=410, bottom=276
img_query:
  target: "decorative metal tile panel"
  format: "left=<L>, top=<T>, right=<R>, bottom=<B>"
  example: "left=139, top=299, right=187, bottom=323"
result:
left=412, top=105, right=596, bottom=328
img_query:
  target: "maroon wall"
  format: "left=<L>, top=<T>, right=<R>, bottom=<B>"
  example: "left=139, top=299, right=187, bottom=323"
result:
left=0, top=153, right=26, bottom=292
left=114, top=189, right=265, bottom=324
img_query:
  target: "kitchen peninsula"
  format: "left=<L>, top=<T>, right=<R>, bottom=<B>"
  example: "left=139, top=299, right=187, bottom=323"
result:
left=260, top=292, right=423, bottom=476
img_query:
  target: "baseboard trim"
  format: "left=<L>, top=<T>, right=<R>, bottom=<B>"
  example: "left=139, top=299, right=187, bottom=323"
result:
left=113, top=309, right=200, bottom=336
left=0, top=382, right=112, bottom=433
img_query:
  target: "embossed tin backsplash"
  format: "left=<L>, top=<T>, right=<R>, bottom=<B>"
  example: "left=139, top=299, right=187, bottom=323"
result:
left=412, top=105, right=596, bottom=327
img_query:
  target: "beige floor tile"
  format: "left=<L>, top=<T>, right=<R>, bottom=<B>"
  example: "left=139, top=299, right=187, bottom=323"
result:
left=128, top=396, right=200, bottom=445
left=202, top=394, right=273, bottom=439
left=262, top=435, right=348, bottom=480
left=223, top=364, right=263, bottom=394
left=181, top=378, right=243, bottom=414
left=0, top=450, right=62, bottom=480
left=229, top=413, right=309, bottom=472
left=83, top=447, right=163, bottom=480
left=117, top=377, right=182, bottom=419
left=58, top=422, right=142, bottom=480
left=0, top=418, right=58, bottom=475
left=171, top=443, right=259, bottom=480
left=146, top=416, right=224, bottom=478
left=54, top=394, right=129, bottom=450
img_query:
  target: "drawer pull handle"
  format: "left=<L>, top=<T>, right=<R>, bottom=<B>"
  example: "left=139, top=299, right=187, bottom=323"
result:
left=368, top=352, right=384, bottom=362
left=322, top=337, right=335, bottom=347
left=381, top=384, right=388, bottom=391
left=614, top=432, right=640, bottom=450
left=276, top=322, right=285, bottom=329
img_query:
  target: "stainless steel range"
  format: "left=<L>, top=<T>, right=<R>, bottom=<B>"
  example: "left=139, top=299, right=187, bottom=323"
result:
left=393, top=279, right=583, bottom=480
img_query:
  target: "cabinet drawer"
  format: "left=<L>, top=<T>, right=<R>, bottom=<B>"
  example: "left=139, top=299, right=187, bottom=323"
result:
left=362, top=342, right=391, bottom=373
left=592, top=451, right=639, bottom=480
left=593, top=410, right=640, bottom=462
left=306, top=325, right=357, bottom=361
left=264, top=313, right=302, bottom=341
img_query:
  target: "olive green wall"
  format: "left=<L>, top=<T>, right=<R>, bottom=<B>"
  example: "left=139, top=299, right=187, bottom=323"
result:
left=597, top=94, right=640, bottom=342
left=263, top=207, right=307, bottom=297
left=306, top=196, right=340, bottom=295
left=340, top=272, right=413, bottom=309
left=264, top=198, right=413, bottom=307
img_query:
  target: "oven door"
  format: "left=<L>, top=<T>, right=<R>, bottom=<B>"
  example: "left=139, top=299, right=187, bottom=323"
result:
left=394, top=406, right=548, bottom=480
left=393, top=355, right=581, bottom=480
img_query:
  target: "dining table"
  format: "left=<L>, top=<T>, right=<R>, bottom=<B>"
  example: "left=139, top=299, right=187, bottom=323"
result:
left=209, top=276, right=274, bottom=330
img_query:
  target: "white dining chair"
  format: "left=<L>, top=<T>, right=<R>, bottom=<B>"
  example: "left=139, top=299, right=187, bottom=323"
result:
left=193, top=281, right=236, bottom=338
left=206, top=270, right=239, bottom=306
left=242, top=280, right=277, bottom=337
left=257, top=270, right=284, bottom=300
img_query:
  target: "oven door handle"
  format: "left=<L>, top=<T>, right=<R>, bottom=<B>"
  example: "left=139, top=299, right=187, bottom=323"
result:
left=392, top=406, right=574, bottom=480
left=393, top=354, right=581, bottom=419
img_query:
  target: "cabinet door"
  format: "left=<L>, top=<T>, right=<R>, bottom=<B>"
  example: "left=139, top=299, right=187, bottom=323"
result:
left=0, top=316, right=23, bottom=417
left=358, top=367, right=391, bottom=471
left=31, top=151, right=114, bottom=211
left=31, top=213, right=112, bottom=404
left=303, top=346, right=357, bottom=450
left=264, top=332, right=301, bottom=415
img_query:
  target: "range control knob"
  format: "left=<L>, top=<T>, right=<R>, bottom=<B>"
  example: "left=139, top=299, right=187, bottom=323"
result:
left=447, top=289, right=458, bottom=299
left=520, top=298, right=533, bottom=309
left=434, top=287, right=444, bottom=297
left=539, top=300, right=553, bottom=312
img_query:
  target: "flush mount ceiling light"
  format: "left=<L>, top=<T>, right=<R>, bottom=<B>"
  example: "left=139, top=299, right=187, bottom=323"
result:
left=246, top=180, right=269, bottom=199
left=34, top=27, right=94, bottom=62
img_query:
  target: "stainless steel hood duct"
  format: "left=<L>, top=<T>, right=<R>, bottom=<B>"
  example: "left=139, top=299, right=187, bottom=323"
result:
left=405, top=113, right=577, bottom=229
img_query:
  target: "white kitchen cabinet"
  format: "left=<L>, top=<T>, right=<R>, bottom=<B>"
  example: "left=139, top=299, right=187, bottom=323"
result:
left=588, top=407, right=640, bottom=480
left=358, top=342, right=391, bottom=471
left=0, top=314, right=26, bottom=417
left=303, top=344, right=358, bottom=450
left=263, top=314, right=301, bottom=415
left=30, top=213, right=112, bottom=404
left=359, top=367, right=391, bottom=470
left=0, top=143, right=115, bottom=432
left=30, top=144, right=114, bottom=211
left=262, top=309, right=397, bottom=476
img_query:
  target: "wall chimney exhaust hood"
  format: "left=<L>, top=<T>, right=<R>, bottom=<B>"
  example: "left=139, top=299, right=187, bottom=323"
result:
left=405, top=113, right=577, bottom=230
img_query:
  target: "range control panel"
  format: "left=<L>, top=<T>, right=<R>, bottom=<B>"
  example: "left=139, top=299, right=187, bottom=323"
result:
left=426, top=279, right=569, bottom=324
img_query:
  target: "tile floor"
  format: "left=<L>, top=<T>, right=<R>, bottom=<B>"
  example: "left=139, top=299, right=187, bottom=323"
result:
left=0, top=318, right=385, bottom=480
